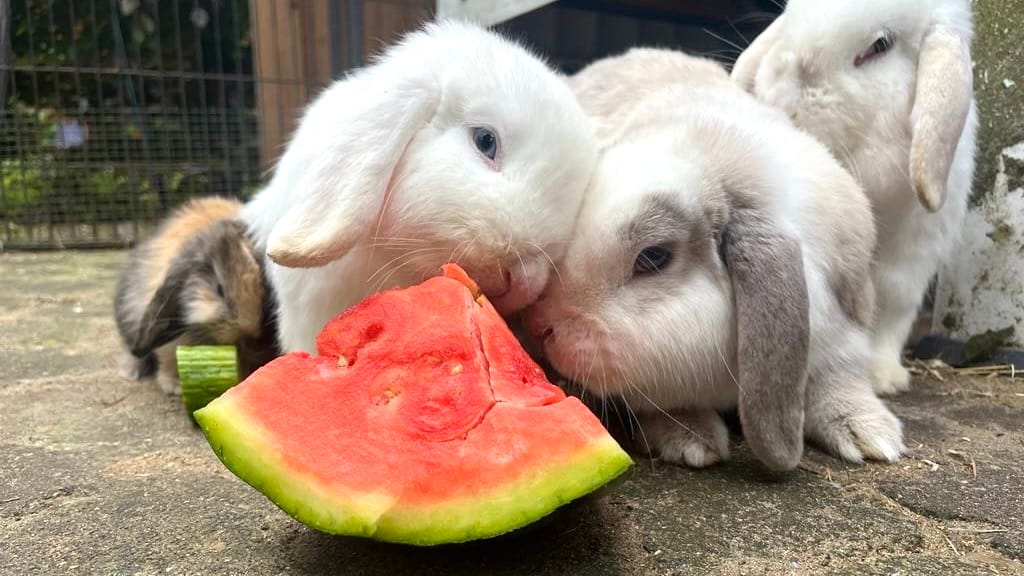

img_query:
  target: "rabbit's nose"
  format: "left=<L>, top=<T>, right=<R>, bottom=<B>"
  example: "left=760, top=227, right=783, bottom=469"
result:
left=492, top=269, right=513, bottom=298
left=491, top=269, right=546, bottom=315
left=472, top=267, right=512, bottom=299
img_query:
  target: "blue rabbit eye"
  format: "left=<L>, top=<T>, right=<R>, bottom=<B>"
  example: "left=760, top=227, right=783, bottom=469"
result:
left=472, top=127, right=498, bottom=161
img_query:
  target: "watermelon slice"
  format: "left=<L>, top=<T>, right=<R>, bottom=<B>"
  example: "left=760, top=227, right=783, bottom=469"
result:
left=194, top=264, right=632, bottom=546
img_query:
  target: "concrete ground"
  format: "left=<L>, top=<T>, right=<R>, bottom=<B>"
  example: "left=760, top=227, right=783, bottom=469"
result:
left=1, top=250, right=1022, bottom=576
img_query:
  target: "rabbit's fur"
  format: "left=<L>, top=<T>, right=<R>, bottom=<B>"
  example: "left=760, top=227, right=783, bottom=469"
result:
left=114, top=198, right=277, bottom=394
left=242, top=20, right=598, bottom=354
left=732, top=0, right=978, bottom=394
left=525, top=49, right=904, bottom=471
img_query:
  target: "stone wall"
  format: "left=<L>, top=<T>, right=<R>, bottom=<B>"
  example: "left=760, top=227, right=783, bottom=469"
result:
left=933, top=0, right=1024, bottom=347
left=971, top=0, right=1024, bottom=196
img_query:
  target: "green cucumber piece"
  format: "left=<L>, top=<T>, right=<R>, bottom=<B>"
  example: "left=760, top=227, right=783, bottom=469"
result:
left=178, top=345, right=240, bottom=414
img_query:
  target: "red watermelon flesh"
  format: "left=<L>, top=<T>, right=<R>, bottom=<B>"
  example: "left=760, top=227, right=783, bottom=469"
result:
left=194, top=264, right=632, bottom=545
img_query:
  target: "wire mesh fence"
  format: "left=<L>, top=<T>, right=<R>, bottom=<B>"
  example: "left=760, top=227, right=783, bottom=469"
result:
left=0, top=0, right=337, bottom=249
left=0, top=0, right=772, bottom=250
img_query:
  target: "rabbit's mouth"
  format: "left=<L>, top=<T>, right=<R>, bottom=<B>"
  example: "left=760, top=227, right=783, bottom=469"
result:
left=464, top=254, right=551, bottom=315
left=487, top=273, right=545, bottom=315
left=522, top=306, right=624, bottom=397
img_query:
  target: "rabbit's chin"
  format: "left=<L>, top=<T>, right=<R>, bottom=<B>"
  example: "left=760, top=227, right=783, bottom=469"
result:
left=543, top=347, right=623, bottom=398
left=540, top=336, right=740, bottom=413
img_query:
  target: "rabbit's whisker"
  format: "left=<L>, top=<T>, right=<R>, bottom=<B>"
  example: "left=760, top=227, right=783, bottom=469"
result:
left=453, top=235, right=480, bottom=265
left=702, top=28, right=747, bottom=55
left=624, top=381, right=714, bottom=450
left=619, top=390, right=656, bottom=468
left=374, top=255, right=428, bottom=293
left=446, top=239, right=470, bottom=265
left=528, top=241, right=563, bottom=289
left=729, top=12, right=779, bottom=26
left=834, top=139, right=863, bottom=184
left=727, top=20, right=751, bottom=48
left=370, top=177, right=403, bottom=263
left=713, top=339, right=740, bottom=393
left=697, top=51, right=742, bottom=67
left=366, top=247, right=447, bottom=286
left=513, top=248, right=529, bottom=291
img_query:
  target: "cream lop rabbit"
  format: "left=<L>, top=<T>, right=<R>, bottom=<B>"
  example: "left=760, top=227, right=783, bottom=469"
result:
left=525, top=49, right=904, bottom=471
left=732, top=0, right=978, bottom=394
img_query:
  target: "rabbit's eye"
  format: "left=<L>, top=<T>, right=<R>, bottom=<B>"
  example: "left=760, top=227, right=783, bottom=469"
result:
left=634, top=246, right=672, bottom=275
left=215, top=283, right=225, bottom=298
left=472, top=127, right=499, bottom=161
left=855, top=33, right=894, bottom=67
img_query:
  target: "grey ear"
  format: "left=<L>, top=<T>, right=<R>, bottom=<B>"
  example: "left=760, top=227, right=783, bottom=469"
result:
left=131, top=260, right=191, bottom=357
left=723, top=208, right=809, bottom=471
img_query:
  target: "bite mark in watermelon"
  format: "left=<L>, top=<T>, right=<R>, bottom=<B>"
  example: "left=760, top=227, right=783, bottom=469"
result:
left=194, top=264, right=632, bottom=545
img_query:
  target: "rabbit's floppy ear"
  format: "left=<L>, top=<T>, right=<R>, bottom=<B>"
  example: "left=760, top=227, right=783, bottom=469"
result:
left=910, top=27, right=973, bottom=213
left=265, top=64, right=441, bottom=268
left=722, top=207, right=809, bottom=471
left=132, top=261, right=191, bottom=357
left=730, top=15, right=786, bottom=93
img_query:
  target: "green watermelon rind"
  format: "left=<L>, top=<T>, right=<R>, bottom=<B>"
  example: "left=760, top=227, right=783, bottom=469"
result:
left=195, top=394, right=633, bottom=546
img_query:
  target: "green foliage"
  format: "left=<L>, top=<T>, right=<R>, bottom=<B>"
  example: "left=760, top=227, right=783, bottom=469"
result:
left=6, top=0, right=253, bottom=111
left=1, top=0, right=262, bottom=233
left=1, top=157, right=47, bottom=213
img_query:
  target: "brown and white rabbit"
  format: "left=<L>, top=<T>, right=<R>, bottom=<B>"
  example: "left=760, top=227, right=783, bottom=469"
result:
left=731, top=0, right=978, bottom=395
left=525, top=48, right=904, bottom=471
left=114, top=197, right=277, bottom=395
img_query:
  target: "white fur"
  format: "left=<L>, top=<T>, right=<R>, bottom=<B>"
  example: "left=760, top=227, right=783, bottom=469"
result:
left=525, top=49, right=904, bottom=468
left=640, top=409, right=731, bottom=468
left=732, top=0, right=978, bottom=394
left=242, top=20, right=597, bottom=353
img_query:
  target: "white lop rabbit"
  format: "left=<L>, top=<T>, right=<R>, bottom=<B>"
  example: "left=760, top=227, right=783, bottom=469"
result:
left=525, top=48, right=904, bottom=471
left=731, top=0, right=978, bottom=395
left=242, top=20, right=597, bottom=353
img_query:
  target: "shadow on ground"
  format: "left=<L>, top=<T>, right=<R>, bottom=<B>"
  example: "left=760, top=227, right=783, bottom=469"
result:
left=1, top=251, right=1021, bottom=575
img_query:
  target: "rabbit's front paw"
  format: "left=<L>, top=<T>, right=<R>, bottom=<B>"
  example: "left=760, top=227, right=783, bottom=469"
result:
left=871, top=355, right=911, bottom=396
left=640, top=409, right=730, bottom=468
left=117, top=351, right=155, bottom=380
left=156, top=371, right=183, bottom=397
left=807, top=394, right=905, bottom=463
